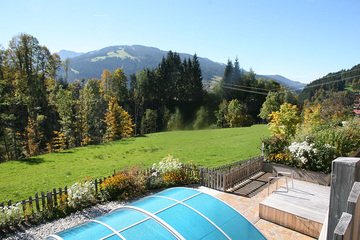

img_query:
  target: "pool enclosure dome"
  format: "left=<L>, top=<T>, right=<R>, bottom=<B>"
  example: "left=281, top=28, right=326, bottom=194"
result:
left=47, top=187, right=266, bottom=240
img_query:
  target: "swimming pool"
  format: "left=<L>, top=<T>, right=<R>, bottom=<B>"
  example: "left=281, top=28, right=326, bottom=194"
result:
left=47, top=187, right=266, bottom=239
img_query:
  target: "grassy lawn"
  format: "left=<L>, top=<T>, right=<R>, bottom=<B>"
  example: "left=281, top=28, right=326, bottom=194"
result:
left=0, top=125, right=269, bottom=202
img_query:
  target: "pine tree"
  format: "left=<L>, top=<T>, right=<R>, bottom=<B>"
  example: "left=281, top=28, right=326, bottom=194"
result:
left=79, top=79, right=106, bottom=145
left=223, top=59, right=234, bottom=83
left=191, top=54, right=203, bottom=102
left=141, top=109, right=157, bottom=134
left=232, top=58, right=242, bottom=83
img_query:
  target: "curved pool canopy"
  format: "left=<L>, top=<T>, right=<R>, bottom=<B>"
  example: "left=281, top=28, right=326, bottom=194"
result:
left=47, top=187, right=266, bottom=240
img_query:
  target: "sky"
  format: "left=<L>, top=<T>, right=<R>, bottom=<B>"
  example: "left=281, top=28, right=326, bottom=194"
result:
left=1, top=0, right=359, bottom=83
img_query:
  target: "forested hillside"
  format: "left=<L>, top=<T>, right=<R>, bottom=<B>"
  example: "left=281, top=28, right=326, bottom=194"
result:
left=299, top=64, right=360, bottom=102
left=0, top=33, right=281, bottom=162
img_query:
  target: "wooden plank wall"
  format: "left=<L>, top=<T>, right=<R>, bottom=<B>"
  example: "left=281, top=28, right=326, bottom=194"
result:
left=200, top=156, right=263, bottom=191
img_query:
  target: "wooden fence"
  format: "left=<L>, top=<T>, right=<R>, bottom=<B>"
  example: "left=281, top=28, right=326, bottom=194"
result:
left=333, top=181, right=360, bottom=240
left=0, top=174, right=114, bottom=225
left=200, top=156, right=263, bottom=191
left=0, top=163, right=200, bottom=232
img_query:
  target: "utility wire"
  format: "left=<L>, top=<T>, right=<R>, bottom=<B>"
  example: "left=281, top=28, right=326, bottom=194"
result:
left=298, top=75, right=359, bottom=91
left=211, top=71, right=360, bottom=96
left=222, top=86, right=269, bottom=95
left=221, top=81, right=271, bottom=92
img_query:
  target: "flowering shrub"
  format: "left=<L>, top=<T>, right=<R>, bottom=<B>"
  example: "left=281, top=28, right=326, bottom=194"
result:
left=288, top=139, right=336, bottom=173
left=67, top=180, right=96, bottom=209
left=148, top=155, right=199, bottom=188
left=0, top=204, right=23, bottom=227
left=101, top=168, right=146, bottom=200
left=262, top=136, right=289, bottom=162
left=151, top=155, right=182, bottom=174
left=267, top=152, right=292, bottom=163
left=288, top=140, right=315, bottom=166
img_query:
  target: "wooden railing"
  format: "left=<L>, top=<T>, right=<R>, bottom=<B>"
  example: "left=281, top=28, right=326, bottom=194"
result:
left=200, top=156, right=263, bottom=191
left=0, top=163, right=200, bottom=233
left=333, top=181, right=360, bottom=240
left=0, top=174, right=114, bottom=225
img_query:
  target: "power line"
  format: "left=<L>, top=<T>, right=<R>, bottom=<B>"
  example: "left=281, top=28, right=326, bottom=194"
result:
left=222, top=82, right=270, bottom=92
left=222, top=86, right=269, bottom=95
left=298, top=75, right=360, bottom=91
left=210, top=71, right=360, bottom=96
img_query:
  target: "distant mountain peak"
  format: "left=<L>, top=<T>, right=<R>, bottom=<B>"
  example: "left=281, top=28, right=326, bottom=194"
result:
left=259, top=74, right=306, bottom=91
left=57, top=50, right=84, bottom=60
left=57, top=45, right=303, bottom=91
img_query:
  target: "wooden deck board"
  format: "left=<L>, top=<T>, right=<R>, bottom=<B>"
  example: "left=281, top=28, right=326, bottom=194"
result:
left=231, top=172, right=275, bottom=197
left=259, top=179, right=330, bottom=238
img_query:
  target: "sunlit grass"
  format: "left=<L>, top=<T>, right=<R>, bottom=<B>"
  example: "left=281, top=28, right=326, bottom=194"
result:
left=0, top=125, right=269, bottom=202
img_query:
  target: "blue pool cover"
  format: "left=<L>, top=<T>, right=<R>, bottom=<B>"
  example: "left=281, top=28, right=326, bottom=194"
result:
left=47, top=187, right=266, bottom=240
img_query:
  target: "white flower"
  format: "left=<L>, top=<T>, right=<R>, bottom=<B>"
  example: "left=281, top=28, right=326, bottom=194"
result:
left=67, top=181, right=96, bottom=208
left=152, top=155, right=182, bottom=174
left=288, top=140, right=316, bottom=165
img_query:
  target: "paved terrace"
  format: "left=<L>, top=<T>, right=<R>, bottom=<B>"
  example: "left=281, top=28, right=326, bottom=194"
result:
left=199, top=178, right=330, bottom=240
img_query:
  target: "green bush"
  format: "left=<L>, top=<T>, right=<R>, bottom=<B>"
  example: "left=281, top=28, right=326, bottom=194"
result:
left=101, top=168, right=146, bottom=201
left=167, top=108, right=183, bottom=131
left=312, top=120, right=360, bottom=156
left=141, top=109, right=158, bottom=134
left=193, top=106, right=209, bottom=130
left=262, top=136, right=289, bottom=163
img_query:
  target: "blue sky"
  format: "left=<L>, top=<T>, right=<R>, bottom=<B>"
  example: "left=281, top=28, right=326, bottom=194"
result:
left=1, top=0, right=359, bottom=83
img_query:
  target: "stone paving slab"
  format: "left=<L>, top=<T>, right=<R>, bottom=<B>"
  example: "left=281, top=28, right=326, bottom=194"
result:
left=255, top=219, right=315, bottom=240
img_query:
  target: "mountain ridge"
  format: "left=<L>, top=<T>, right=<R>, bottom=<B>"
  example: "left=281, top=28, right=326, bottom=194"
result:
left=57, top=45, right=303, bottom=90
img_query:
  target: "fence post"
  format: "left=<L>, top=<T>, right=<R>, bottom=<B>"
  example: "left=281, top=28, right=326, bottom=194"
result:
left=46, top=192, right=53, bottom=210
left=28, top=196, right=33, bottom=216
left=41, top=192, right=45, bottom=211
left=53, top=188, right=57, bottom=207
left=35, top=193, right=40, bottom=213
left=58, top=188, right=64, bottom=207
left=21, top=200, right=26, bottom=220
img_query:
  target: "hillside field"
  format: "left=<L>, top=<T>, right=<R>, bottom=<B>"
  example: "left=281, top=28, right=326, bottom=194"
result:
left=0, top=125, right=269, bottom=202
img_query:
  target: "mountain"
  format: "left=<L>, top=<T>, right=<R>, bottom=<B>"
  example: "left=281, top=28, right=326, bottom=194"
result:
left=57, top=45, right=303, bottom=90
left=57, top=50, right=84, bottom=59
left=58, top=45, right=225, bottom=83
left=259, top=74, right=305, bottom=91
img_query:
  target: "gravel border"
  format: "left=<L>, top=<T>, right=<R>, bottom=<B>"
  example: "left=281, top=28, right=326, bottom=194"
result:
left=3, top=201, right=125, bottom=240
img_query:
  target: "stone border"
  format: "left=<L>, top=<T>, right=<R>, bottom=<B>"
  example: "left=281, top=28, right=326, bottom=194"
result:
left=262, top=162, right=331, bottom=186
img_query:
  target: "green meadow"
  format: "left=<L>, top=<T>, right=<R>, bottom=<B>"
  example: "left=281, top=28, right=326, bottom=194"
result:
left=0, top=125, right=269, bottom=202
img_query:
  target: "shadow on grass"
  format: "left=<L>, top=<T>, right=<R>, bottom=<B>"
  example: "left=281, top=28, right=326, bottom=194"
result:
left=53, top=150, right=74, bottom=154
left=135, top=134, right=148, bottom=138
left=15, top=157, right=45, bottom=165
